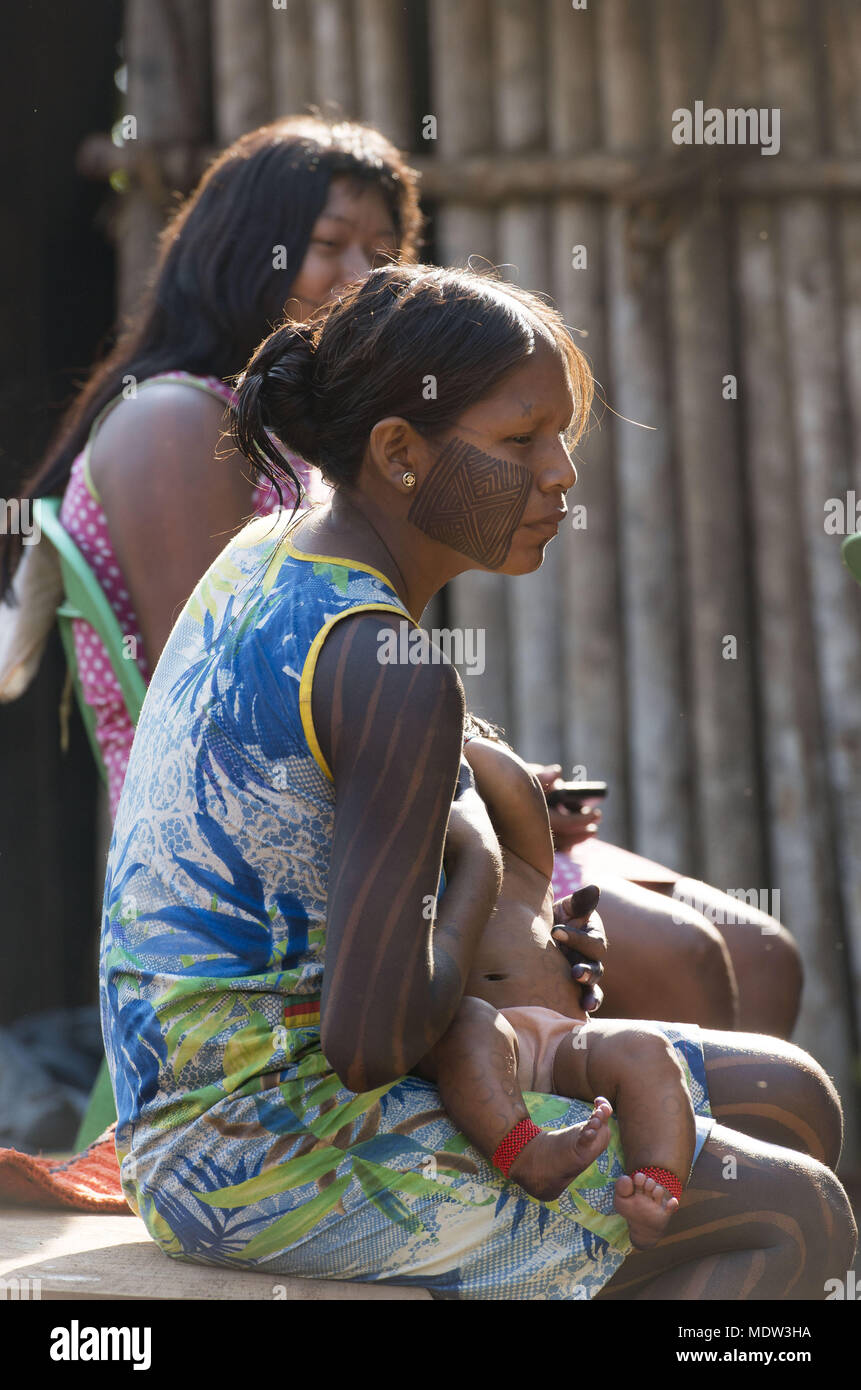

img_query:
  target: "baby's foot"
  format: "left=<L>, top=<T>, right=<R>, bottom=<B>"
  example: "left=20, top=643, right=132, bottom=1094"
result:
left=614, top=1170, right=680, bottom=1249
left=508, top=1098, right=612, bottom=1202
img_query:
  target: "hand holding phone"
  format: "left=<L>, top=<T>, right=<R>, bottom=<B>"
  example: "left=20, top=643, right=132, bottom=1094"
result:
left=546, top=781, right=608, bottom=812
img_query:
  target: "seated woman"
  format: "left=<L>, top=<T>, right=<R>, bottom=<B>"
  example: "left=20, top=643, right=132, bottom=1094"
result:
left=540, top=768, right=802, bottom=1037
left=1, top=115, right=419, bottom=816
left=100, top=263, right=855, bottom=1299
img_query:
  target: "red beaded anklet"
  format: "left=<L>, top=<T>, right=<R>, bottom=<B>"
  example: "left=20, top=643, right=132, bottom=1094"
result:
left=630, top=1165, right=683, bottom=1202
left=492, top=1118, right=542, bottom=1177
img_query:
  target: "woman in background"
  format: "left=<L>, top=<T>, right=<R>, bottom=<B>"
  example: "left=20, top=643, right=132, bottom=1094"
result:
left=1, top=115, right=420, bottom=816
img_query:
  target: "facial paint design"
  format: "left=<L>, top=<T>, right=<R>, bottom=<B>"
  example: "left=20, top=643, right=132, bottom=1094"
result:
left=407, top=436, right=533, bottom=568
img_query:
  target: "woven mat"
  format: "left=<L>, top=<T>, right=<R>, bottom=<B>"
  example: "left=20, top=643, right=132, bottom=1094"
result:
left=0, top=1125, right=131, bottom=1213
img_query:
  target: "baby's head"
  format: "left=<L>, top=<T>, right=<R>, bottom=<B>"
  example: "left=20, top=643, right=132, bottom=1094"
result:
left=463, top=711, right=510, bottom=747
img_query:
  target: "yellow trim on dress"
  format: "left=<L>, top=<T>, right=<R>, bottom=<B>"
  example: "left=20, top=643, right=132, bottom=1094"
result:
left=282, top=534, right=401, bottom=593
left=299, top=602, right=417, bottom=782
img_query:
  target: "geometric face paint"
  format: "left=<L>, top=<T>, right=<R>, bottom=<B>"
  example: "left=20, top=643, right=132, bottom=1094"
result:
left=407, top=436, right=532, bottom=569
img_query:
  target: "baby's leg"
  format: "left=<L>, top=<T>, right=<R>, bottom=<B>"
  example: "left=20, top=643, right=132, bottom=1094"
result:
left=552, top=1020, right=696, bottom=1249
left=416, top=996, right=612, bottom=1202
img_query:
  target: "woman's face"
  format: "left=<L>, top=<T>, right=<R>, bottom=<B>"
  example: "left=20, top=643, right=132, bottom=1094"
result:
left=285, top=177, right=398, bottom=321
left=407, top=336, right=579, bottom=576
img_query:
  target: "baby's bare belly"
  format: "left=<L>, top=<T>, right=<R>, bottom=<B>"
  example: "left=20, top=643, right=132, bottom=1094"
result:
left=465, top=869, right=588, bottom=1024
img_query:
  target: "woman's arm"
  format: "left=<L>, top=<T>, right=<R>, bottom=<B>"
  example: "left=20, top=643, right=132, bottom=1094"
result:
left=90, top=384, right=258, bottom=667
left=312, top=613, right=503, bottom=1093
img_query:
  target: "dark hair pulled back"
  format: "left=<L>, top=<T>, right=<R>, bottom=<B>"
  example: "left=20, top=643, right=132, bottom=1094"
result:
left=232, top=263, right=593, bottom=510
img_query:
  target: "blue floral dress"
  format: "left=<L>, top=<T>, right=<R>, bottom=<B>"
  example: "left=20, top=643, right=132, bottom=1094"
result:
left=100, top=511, right=714, bottom=1300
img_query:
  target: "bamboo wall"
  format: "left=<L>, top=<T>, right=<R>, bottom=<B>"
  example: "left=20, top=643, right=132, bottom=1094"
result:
left=118, top=0, right=861, bottom=1158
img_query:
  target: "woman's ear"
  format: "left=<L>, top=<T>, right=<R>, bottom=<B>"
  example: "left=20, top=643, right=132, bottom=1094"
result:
left=367, top=417, right=429, bottom=492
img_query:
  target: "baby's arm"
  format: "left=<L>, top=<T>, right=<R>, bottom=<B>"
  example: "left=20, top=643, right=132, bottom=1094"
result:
left=462, top=737, right=555, bottom=879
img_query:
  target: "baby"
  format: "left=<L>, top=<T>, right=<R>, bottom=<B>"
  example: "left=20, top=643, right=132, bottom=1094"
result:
left=416, top=723, right=696, bottom=1249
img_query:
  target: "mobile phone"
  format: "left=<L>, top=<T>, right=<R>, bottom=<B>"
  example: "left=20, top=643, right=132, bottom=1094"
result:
left=546, top=782, right=608, bottom=810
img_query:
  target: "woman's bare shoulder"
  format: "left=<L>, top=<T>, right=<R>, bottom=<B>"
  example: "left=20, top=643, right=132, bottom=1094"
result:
left=89, top=380, right=232, bottom=494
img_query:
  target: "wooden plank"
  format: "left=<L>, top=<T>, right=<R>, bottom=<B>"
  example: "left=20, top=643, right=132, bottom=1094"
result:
left=355, top=0, right=412, bottom=148
left=494, top=0, right=559, bottom=762
left=428, top=0, right=496, bottom=266
left=269, top=0, right=313, bottom=117
left=212, top=0, right=271, bottom=145
left=80, top=139, right=861, bottom=202
left=758, top=0, right=861, bottom=1154
left=119, top=0, right=209, bottom=316
left=310, top=0, right=357, bottom=117
left=656, top=0, right=763, bottom=885
left=428, top=0, right=508, bottom=731
left=736, top=197, right=857, bottom=1142
left=726, top=0, right=850, bottom=1100
left=824, top=0, right=861, bottom=495
left=411, top=153, right=861, bottom=201
left=598, top=0, right=692, bottom=870
left=549, top=0, right=629, bottom=843
left=0, top=1211, right=431, bottom=1300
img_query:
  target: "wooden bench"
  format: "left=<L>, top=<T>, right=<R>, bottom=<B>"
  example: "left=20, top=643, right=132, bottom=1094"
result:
left=0, top=1210, right=432, bottom=1300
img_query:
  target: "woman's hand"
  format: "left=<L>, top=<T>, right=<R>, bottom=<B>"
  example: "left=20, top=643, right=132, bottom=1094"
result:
left=529, top=763, right=603, bottom=853
left=551, top=884, right=607, bottom=1014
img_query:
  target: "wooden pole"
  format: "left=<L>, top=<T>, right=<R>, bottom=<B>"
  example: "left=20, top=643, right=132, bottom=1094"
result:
left=548, top=0, right=628, bottom=838
left=80, top=139, right=861, bottom=202
left=729, top=0, right=858, bottom=1157
left=825, top=0, right=861, bottom=496
left=411, top=152, right=861, bottom=201
left=119, top=0, right=210, bottom=317
left=269, top=0, right=313, bottom=117
left=355, top=0, right=412, bottom=148
left=428, top=0, right=508, bottom=730
left=759, top=0, right=861, bottom=1146
left=736, top=205, right=858, bottom=1133
left=212, top=0, right=271, bottom=145
left=655, top=0, right=763, bottom=886
left=724, top=0, right=855, bottom=1114
left=598, top=0, right=692, bottom=870
left=493, top=0, right=559, bottom=762
left=310, top=0, right=357, bottom=117
left=428, top=0, right=496, bottom=266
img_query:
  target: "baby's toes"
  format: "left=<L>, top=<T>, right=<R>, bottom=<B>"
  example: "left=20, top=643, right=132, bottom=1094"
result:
left=615, top=1173, right=634, bottom=1199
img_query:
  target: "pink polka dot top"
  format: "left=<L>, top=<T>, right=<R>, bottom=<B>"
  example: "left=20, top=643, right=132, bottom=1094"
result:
left=59, top=371, right=327, bottom=818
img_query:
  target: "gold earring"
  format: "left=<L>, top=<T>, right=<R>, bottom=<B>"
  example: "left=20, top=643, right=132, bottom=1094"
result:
left=402, top=471, right=416, bottom=488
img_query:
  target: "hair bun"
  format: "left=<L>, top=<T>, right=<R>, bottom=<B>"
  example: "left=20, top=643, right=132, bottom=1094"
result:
left=234, top=320, right=322, bottom=471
